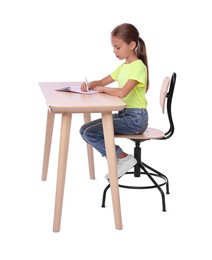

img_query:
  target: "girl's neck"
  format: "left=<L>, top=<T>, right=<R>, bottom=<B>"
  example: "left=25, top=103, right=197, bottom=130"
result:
left=125, top=53, right=139, bottom=64
left=125, top=58, right=139, bottom=64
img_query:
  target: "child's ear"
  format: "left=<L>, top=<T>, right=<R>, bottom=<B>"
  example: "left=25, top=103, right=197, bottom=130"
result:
left=129, top=41, right=137, bottom=50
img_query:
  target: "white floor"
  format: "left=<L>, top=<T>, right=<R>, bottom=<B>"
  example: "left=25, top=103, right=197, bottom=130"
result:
left=0, top=111, right=211, bottom=260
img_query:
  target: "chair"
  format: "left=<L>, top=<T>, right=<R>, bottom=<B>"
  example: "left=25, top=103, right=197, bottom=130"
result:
left=101, top=72, right=177, bottom=212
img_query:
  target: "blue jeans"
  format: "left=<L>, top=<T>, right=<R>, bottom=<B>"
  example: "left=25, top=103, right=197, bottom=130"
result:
left=79, top=108, right=148, bottom=157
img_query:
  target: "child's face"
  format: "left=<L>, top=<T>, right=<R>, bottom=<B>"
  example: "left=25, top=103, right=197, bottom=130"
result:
left=111, top=36, right=133, bottom=60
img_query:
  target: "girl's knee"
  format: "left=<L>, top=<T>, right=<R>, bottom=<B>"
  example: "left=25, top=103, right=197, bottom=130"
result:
left=79, top=125, right=86, bottom=137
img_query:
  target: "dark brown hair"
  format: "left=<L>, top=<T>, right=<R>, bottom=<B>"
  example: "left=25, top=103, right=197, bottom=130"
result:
left=111, top=23, right=149, bottom=91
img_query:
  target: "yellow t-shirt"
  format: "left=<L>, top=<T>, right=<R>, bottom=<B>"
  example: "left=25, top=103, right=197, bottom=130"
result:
left=110, top=60, right=147, bottom=108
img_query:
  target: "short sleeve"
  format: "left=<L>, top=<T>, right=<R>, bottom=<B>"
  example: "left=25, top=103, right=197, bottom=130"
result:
left=129, top=61, right=147, bottom=86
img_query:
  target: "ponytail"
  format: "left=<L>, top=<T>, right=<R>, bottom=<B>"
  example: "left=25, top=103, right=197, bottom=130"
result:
left=137, top=37, right=149, bottom=91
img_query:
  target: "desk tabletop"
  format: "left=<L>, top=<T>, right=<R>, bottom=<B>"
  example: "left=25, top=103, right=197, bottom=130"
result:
left=39, top=82, right=126, bottom=113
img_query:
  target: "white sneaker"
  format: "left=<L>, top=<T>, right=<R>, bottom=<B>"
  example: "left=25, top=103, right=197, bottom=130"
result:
left=105, top=154, right=137, bottom=180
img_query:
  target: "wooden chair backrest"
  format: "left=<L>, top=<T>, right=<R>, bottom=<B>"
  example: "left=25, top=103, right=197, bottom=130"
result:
left=160, top=77, right=171, bottom=113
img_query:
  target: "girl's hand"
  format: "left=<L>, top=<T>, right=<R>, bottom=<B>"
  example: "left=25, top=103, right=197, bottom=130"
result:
left=81, top=82, right=89, bottom=92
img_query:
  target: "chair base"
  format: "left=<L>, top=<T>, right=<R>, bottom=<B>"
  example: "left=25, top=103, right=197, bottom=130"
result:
left=101, top=141, right=170, bottom=212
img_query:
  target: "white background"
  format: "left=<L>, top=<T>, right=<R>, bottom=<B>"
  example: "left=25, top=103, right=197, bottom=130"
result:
left=0, top=0, right=211, bottom=259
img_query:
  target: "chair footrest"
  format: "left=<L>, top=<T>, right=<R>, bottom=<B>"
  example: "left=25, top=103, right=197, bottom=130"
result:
left=117, top=171, right=168, bottom=190
left=101, top=163, right=170, bottom=212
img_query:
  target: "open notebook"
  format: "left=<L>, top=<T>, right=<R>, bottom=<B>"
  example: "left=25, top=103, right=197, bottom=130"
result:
left=56, top=86, right=98, bottom=95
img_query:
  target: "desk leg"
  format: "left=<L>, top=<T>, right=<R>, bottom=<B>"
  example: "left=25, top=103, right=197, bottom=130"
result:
left=41, top=110, right=55, bottom=181
left=102, top=112, right=123, bottom=230
left=53, top=113, right=72, bottom=232
left=83, top=113, right=95, bottom=179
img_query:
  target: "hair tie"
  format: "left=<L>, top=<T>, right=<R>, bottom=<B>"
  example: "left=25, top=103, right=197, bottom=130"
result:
left=137, top=37, right=141, bottom=47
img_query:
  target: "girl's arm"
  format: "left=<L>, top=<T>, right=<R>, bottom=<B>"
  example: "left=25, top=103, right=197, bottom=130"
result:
left=94, top=79, right=138, bottom=98
left=81, top=75, right=114, bottom=91
left=89, top=75, right=114, bottom=88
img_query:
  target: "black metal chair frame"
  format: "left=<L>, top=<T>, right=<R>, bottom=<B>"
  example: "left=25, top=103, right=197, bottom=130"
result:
left=101, top=72, right=177, bottom=212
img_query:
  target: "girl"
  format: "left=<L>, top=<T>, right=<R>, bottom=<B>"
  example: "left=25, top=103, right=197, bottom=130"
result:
left=80, top=23, right=149, bottom=179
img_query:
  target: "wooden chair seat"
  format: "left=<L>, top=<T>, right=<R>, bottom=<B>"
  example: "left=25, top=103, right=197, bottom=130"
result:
left=115, top=127, right=164, bottom=140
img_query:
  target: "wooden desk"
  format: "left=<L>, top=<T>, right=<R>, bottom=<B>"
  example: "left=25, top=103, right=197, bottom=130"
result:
left=39, top=82, right=126, bottom=232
